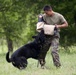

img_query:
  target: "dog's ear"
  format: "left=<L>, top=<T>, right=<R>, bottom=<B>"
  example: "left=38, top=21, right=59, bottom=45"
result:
left=32, top=36, right=37, bottom=38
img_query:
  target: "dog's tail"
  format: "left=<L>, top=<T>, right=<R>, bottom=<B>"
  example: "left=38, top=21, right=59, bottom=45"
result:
left=6, top=52, right=11, bottom=63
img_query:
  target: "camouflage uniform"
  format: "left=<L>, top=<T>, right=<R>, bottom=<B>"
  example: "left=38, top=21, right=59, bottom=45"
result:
left=38, top=12, right=67, bottom=67
left=51, top=31, right=61, bottom=67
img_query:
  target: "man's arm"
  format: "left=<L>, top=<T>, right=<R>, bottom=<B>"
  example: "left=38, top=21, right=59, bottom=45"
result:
left=56, top=14, right=68, bottom=28
left=56, top=21, right=68, bottom=28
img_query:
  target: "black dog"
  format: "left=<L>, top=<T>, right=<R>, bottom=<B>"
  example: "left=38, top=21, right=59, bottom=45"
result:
left=6, top=30, right=46, bottom=70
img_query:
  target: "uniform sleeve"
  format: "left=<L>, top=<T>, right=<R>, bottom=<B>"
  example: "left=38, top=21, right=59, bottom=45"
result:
left=59, top=14, right=67, bottom=24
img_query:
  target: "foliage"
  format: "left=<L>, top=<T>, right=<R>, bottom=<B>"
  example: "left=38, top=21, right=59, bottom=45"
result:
left=0, top=0, right=76, bottom=51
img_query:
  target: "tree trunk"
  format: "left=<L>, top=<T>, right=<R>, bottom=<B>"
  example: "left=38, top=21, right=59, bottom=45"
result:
left=6, top=36, right=13, bottom=52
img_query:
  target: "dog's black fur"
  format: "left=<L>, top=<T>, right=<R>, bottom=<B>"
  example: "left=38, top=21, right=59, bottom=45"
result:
left=6, top=30, right=46, bottom=70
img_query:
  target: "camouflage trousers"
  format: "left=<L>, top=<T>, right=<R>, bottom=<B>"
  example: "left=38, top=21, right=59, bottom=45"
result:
left=39, top=32, right=61, bottom=67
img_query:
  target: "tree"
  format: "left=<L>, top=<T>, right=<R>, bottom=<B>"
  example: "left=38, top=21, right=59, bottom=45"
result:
left=0, top=0, right=76, bottom=52
left=0, top=0, right=27, bottom=52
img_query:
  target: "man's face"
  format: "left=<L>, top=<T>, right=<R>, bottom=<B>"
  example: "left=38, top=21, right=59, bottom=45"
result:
left=44, top=10, right=53, bottom=16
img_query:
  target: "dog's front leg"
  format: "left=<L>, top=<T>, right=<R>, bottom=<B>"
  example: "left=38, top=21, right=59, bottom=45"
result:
left=38, top=59, right=45, bottom=69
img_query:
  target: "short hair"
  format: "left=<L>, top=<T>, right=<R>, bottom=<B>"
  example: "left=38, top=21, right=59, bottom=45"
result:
left=43, top=5, right=52, bottom=11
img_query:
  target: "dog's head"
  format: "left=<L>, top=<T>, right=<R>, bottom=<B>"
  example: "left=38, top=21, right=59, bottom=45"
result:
left=32, top=30, right=45, bottom=44
left=11, top=57, right=28, bottom=70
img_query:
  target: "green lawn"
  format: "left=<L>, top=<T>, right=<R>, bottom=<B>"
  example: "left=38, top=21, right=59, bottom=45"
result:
left=0, top=51, right=76, bottom=75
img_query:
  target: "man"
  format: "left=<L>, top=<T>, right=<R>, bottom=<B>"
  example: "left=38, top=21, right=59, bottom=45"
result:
left=38, top=5, right=68, bottom=68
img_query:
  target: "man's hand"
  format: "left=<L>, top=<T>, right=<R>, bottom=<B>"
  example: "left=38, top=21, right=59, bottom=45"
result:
left=38, top=14, right=43, bottom=18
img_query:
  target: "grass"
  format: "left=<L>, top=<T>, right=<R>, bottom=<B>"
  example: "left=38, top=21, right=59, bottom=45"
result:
left=0, top=50, right=76, bottom=75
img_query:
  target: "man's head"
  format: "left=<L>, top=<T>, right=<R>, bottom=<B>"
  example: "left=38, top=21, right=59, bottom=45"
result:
left=43, top=5, right=53, bottom=16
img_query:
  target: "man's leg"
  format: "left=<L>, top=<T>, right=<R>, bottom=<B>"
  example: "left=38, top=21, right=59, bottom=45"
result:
left=51, top=37, right=61, bottom=67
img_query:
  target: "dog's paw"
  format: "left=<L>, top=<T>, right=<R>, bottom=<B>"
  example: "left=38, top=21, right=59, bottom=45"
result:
left=41, top=66, right=45, bottom=69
